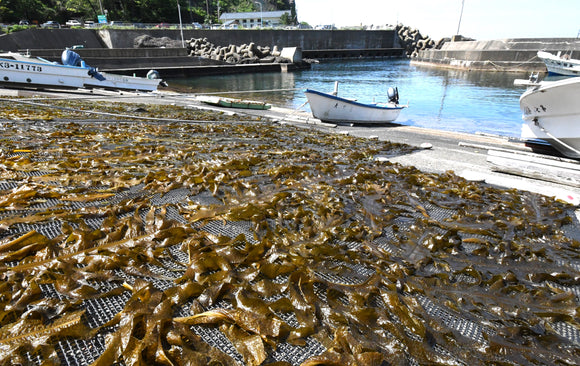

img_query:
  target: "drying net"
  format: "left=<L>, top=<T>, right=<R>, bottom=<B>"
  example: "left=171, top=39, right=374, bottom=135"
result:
left=0, top=117, right=579, bottom=366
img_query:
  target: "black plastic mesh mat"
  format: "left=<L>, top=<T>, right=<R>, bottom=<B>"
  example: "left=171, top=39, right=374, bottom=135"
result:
left=0, top=120, right=579, bottom=365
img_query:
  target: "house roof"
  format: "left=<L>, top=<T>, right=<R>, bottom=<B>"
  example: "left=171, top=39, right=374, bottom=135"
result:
left=219, top=11, right=290, bottom=21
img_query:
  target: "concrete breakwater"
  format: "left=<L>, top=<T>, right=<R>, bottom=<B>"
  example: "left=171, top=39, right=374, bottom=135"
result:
left=412, top=38, right=580, bottom=72
left=396, top=24, right=438, bottom=57
left=3, top=28, right=578, bottom=74
left=185, top=37, right=290, bottom=64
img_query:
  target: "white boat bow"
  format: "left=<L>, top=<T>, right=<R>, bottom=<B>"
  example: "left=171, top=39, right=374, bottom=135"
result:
left=517, top=75, right=580, bottom=158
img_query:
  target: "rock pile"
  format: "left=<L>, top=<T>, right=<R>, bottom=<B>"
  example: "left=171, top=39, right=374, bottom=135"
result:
left=186, top=37, right=290, bottom=64
left=396, top=24, right=447, bottom=57
left=134, top=35, right=182, bottom=48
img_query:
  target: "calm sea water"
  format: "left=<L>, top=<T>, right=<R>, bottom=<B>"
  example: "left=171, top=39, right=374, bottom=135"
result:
left=168, top=58, right=526, bottom=138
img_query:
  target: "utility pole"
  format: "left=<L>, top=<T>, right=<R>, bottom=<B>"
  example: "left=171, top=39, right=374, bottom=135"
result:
left=217, top=0, right=220, bottom=22
left=177, top=1, right=184, bottom=47
left=205, top=0, right=209, bottom=23
left=254, top=1, right=262, bottom=28
left=456, top=0, right=465, bottom=35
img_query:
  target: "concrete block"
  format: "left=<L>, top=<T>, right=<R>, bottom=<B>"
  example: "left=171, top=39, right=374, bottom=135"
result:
left=280, top=47, right=302, bottom=62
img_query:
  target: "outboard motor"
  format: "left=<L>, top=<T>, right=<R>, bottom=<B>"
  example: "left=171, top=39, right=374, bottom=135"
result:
left=61, top=49, right=82, bottom=67
left=387, top=87, right=399, bottom=104
left=147, top=70, right=161, bottom=80
left=147, top=69, right=168, bottom=87
left=61, top=49, right=106, bottom=81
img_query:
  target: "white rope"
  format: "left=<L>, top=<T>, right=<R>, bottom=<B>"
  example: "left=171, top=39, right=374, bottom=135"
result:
left=196, top=87, right=302, bottom=95
left=535, top=119, right=580, bottom=157
left=486, top=55, right=541, bottom=71
left=0, top=98, right=223, bottom=123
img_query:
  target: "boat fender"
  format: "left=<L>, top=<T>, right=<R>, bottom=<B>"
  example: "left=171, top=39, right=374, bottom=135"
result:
left=387, top=87, right=399, bottom=104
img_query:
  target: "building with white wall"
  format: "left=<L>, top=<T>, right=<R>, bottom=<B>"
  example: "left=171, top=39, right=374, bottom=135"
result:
left=219, top=11, right=290, bottom=29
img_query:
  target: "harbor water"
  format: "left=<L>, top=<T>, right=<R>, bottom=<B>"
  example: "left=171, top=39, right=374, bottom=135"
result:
left=169, top=58, right=526, bottom=138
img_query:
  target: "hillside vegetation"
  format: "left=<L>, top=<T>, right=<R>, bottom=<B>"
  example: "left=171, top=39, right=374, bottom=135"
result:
left=0, top=0, right=296, bottom=25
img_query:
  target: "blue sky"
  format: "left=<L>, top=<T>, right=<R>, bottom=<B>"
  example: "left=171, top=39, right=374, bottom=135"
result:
left=294, top=0, right=580, bottom=41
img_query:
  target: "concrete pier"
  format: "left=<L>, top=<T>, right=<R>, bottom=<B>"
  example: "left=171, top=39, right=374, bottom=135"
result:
left=412, top=37, right=580, bottom=72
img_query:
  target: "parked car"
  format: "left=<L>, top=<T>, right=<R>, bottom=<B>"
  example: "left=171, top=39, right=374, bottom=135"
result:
left=18, top=20, right=29, bottom=26
left=191, top=22, right=202, bottom=29
left=108, top=21, right=132, bottom=27
left=65, top=19, right=82, bottom=27
left=84, top=21, right=95, bottom=28
left=41, top=20, right=60, bottom=28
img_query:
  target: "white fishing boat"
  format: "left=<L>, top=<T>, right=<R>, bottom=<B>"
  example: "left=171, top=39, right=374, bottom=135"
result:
left=537, top=50, right=580, bottom=76
left=0, top=49, right=164, bottom=92
left=515, top=75, right=580, bottom=158
left=304, top=82, right=406, bottom=124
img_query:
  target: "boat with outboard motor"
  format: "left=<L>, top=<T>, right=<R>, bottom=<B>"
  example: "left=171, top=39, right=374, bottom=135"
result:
left=0, top=49, right=165, bottom=92
left=515, top=74, right=580, bottom=159
left=304, top=82, right=406, bottom=124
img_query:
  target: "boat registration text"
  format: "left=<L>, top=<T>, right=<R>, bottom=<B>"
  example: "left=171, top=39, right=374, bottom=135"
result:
left=0, top=62, right=43, bottom=72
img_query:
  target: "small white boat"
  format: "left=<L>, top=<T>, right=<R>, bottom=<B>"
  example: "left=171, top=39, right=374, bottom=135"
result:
left=516, top=75, right=580, bottom=158
left=0, top=49, right=164, bottom=92
left=537, top=50, right=580, bottom=77
left=304, top=83, right=406, bottom=124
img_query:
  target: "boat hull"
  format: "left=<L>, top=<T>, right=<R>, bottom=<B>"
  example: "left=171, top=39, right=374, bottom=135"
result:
left=0, top=54, right=161, bottom=92
left=520, top=77, right=580, bottom=158
left=305, top=89, right=404, bottom=124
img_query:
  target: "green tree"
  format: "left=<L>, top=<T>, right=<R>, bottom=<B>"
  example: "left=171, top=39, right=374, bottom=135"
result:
left=0, top=0, right=294, bottom=25
left=279, top=12, right=290, bottom=25
left=289, top=0, right=296, bottom=24
left=0, top=0, right=52, bottom=23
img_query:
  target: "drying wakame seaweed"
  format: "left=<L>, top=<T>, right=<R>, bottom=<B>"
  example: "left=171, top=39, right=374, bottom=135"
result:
left=0, top=97, right=579, bottom=365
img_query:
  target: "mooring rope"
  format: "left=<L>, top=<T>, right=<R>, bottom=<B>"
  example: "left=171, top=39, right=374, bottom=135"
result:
left=195, top=87, right=302, bottom=95
left=0, top=97, right=239, bottom=123
left=535, top=119, right=580, bottom=157
left=486, top=55, right=540, bottom=71
left=0, top=86, right=309, bottom=124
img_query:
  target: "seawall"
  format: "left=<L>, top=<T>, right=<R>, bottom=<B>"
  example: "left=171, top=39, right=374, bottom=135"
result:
left=412, top=38, right=580, bottom=73
left=0, top=28, right=404, bottom=75
left=0, top=28, right=403, bottom=57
